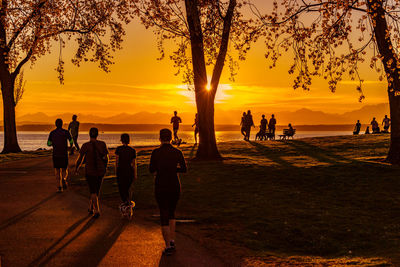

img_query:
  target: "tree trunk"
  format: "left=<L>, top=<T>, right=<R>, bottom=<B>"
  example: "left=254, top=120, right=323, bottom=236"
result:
left=1, top=76, right=21, bottom=153
left=185, top=0, right=221, bottom=159
left=367, top=0, right=400, bottom=164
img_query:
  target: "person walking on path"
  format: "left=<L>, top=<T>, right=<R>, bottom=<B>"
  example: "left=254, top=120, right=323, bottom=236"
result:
left=240, top=112, right=247, bottom=140
left=149, top=129, right=187, bottom=256
left=382, top=115, right=391, bottom=133
left=268, top=114, right=277, bottom=136
left=170, top=111, right=182, bottom=144
left=192, top=113, right=199, bottom=144
left=260, top=115, right=268, bottom=135
left=244, top=110, right=254, bottom=141
left=47, top=118, right=73, bottom=193
left=68, top=114, right=80, bottom=154
left=115, top=133, right=137, bottom=215
left=75, top=127, right=109, bottom=218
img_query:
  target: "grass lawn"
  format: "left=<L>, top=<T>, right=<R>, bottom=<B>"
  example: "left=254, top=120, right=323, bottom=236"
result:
left=72, top=134, right=400, bottom=266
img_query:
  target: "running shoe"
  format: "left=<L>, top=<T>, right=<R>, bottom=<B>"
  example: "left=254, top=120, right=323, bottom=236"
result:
left=62, top=179, right=68, bottom=190
left=170, top=241, right=176, bottom=251
left=57, top=187, right=63, bottom=193
left=93, top=212, right=100, bottom=219
left=162, top=247, right=173, bottom=256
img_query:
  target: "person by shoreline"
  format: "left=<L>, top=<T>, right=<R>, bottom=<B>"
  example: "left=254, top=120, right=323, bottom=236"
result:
left=47, top=118, right=73, bottom=193
left=170, top=111, right=182, bottom=144
left=75, top=127, right=109, bottom=218
left=192, top=113, right=199, bottom=144
left=353, top=120, right=361, bottom=135
left=68, top=115, right=80, bottom=155
left=149, top=129, right=187, bottom=256
left=240, top=112, right=247, bottom=140
left=382, top=115, right=391, bottom=133
left=115, top=133, right=137, bottom=218
left=268, top=114, right=277, bottom=137
left=244, top=110, right=254, bottom=141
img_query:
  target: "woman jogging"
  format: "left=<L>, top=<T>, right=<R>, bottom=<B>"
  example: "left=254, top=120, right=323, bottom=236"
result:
left=75, top=127, right=109, bottom=218
left=115, top=133, right=137, bottom=218
left=149, top=129, right=187, bottom=255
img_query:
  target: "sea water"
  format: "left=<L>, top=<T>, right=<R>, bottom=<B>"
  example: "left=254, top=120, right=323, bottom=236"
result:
left=0, top=131, right=352, bottom=151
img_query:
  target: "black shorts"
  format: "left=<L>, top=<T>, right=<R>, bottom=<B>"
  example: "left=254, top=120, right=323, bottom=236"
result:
left=86, top=175, right=103, bottom=195
left=155, top=190, right=180, bottom=226
left=53, top=156, right=68, bottom=169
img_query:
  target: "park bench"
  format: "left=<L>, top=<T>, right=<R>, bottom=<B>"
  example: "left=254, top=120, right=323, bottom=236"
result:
left=279, top=129, right=296, bottom=140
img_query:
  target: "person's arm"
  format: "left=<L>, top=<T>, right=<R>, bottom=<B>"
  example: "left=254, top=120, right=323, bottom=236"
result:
left=47, top=133, right=52, bottom=147
left=68, top=123, right=71, bottom=131
left=177, top=151, right=187, bottom=173
left=115, top=155, right=119, bottom=174
left=131, top=158, right=137, bottom=180
left=67, top=131, right=73, bottom=146
left=75, top=152, right=84, bottom=174
left=149, top=150, right=157, bottom=174
left=179, top=117, right=182, bottom=123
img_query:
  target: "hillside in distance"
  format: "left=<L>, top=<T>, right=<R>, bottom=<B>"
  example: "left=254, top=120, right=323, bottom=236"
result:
left=13, top=103, right=389, bottom=126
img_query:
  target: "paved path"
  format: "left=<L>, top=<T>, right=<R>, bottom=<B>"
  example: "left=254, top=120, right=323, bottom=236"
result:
left=0, top=156, right=226, bottom=267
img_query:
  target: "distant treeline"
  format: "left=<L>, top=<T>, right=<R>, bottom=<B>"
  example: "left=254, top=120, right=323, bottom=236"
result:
left=0, top=123, right=361, bottom=132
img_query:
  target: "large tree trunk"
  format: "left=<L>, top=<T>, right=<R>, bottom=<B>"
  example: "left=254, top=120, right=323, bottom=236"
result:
left=1, top=76, right=21, bottom=153
left=185, top=0, right=221, bottom=159
left=367, top=0, right=400, bottom=164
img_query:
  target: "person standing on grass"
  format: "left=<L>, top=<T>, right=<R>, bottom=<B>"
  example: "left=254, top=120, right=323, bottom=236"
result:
left=382, top=115, right=391, bottom=133
left=75, top=128, right=109, bottom=219
left=149, top=129, right=187, bottom=256
left=48, top=118, right=73, bottom=193
left=68, top=114, right=80, bottom=155
left=115, top=133, right=137, bottom=207
left=170, top=111, right=182, bottom=143
left=268, top=114, right=277, bottom=136
left=240, top=112, right=247, bottom=139
left=192, top=113, right=199, bottom=144
left=244, top=110, right=254, bottom=141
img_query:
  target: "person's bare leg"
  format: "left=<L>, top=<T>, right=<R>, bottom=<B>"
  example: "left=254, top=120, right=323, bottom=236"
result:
left=161, top=226, right=170, bottom=248
left=54, top=169, right=62, bottom=190
left=91, top=194, right=99, bottom=213
left=62, top=168, right=68, bottom=183
left=169, top=219, right=176, bottom=242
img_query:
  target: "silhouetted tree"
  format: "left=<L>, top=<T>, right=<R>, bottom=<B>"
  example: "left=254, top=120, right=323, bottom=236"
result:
left=133, top=0, right=261, bottom=159
left=257, top=0, right=400, bottom=164
left=0, top=0, right=134, bottom=153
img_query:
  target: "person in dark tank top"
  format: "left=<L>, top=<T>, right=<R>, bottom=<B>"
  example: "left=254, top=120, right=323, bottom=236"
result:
left=115, top=133, right=137, bottom=206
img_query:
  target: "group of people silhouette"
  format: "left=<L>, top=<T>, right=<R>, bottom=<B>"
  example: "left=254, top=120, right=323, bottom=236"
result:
left=47, top=113, right=187, bottom=256
left=240, top=111, right=282, bottom=141
left=353, top=115, right=391, bottom=135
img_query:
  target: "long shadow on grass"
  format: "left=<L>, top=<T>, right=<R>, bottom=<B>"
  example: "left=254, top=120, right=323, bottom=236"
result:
left=249, top=141, right=296, bottom=168
left=285, top=140, right=355, bottom=165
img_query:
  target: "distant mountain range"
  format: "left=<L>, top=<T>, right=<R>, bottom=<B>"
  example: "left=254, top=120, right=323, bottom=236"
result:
left=12, top=103, right=389, bottom=125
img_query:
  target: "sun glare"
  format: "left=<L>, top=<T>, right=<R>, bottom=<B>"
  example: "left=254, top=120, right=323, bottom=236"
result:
left=206, top=82, right=211, bottom=91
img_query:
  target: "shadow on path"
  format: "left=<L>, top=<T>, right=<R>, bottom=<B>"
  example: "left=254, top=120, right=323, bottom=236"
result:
left=69, top=219, right=128, bottom=266
left=28, top=215, right=89, bottom=266
left=0, top=193, right=57, bottom=231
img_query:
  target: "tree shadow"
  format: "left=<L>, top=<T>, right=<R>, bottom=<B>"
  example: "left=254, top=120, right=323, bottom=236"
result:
left=28, top=215, right=90, bottom=266
left=158, top=253, right=186, bottom=267
left=0, top=193, right=57, bottom=231
left=285, top=140, right=355, bottom=165
left=248, top=141, right=295, bottom=168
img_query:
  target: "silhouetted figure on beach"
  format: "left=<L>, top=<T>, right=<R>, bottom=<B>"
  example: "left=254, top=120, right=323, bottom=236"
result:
left=353, top=120, right=361, bottom=135
left=115, top=133, right=137, bottom=219
left=240, top=112, right=247, bottom=139
left=170, top=111, right=182, bottom=143
left=68, top=114, right=80, bottom=155
left=268, top=114, right=277, bottom=136
left=244, top=110, right=254, bottom=141
left=47, top=118, right=73, bottom=193
left=256, top=115, right=268, bottom=140
left=382, top=115, right=391, bottom=133
left=371, top=117, right=380, bottom=134
left=192, top=113, right=199, bottom=144
left=149, top=129, right=187, bottom=256
left=288, top=123, right=294, bottom=135
left=75, top=128, right=109, bottom=219
left=365, top=126, right=370, bottom=134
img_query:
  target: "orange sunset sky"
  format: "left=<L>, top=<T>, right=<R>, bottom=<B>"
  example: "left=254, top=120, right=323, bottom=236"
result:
left=0, top=2, right=390, bottom=124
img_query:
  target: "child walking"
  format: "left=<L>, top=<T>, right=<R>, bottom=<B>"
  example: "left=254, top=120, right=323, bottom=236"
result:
left=115, top=133, right=137, bottom=218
